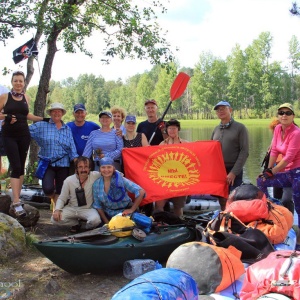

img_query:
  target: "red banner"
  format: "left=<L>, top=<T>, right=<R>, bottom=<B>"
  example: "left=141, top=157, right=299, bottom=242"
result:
left=122, top=141, right=228, bottom=205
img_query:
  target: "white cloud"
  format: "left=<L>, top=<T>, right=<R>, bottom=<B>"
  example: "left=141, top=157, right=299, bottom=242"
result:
left=1, top=0, right=299, bottom=87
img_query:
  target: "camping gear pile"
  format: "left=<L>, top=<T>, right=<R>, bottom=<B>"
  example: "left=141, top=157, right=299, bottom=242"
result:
left=33, top=182, right=298, bottom=299
left=109, top=184, right=299, bottom=299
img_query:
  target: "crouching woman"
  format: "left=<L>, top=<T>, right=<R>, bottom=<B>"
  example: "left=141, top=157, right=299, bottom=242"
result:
left=92, top=157, right=145, bottom=224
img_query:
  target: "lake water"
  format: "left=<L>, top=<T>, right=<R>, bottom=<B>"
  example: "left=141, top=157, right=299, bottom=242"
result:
left=180, top=124, right=272, bottom=185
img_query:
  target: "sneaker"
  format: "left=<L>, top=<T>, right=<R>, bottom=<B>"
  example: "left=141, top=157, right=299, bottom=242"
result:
left=13, top=203, right=27, bottom=217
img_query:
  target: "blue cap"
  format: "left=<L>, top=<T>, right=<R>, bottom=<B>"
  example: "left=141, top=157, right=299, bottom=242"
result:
left=99, top=111, right=112, bottom=118
left=125, top=115, right=136, bottom=123
left=214, top=101, right=231, bottom=110
left=74, top=103, right=86, bottom=112
left=99, top=157, right=114, bottom=166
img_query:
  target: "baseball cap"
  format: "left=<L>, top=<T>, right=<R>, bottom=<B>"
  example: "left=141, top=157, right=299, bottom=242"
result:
left=214, top=101, right=231, bottom=110
left=125, top=115, right=136, bottom=123
left=74, top=103, right=86, bottom=112
left=278, top=103, right=294, bottom=113
left=99, top=111, right=112, bottom=118
left=144, top=99, right=158, bottom=106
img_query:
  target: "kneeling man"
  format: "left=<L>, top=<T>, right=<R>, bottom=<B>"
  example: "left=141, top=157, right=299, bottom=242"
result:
left=51, top=156, right=101, bottom=232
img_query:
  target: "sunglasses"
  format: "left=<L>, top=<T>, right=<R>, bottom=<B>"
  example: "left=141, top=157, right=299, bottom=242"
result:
left=278, top=111, right=293, bottom=116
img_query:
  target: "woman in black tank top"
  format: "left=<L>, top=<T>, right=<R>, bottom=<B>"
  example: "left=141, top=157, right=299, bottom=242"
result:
left=0, top=71, right=43, bottom=217
left=123, top=115, right=149, bottom=148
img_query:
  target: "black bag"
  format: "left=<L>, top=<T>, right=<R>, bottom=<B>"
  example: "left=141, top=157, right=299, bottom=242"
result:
left=261, top=150, right=270, bottom=170
left=75, top=187, right=87, bottom=207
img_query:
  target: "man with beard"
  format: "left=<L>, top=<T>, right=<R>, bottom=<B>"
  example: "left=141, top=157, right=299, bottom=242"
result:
left=51, top=156, right=101, bottom=233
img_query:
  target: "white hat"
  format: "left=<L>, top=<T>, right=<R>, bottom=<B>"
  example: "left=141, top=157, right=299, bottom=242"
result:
left=46, top=103, right=66, bottom=116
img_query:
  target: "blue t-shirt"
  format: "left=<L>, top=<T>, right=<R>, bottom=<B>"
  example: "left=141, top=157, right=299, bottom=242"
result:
left=66, top=121, right=100, bottom=156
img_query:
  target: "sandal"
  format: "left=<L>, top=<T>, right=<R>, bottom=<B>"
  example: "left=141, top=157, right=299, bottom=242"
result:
left=12, top=202, right=27, bottom=217
left=69, top=224, right=81, bottom=233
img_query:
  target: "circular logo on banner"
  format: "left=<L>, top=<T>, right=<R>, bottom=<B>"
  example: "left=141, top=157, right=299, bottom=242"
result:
left=145, top=146, right=200, bottom=189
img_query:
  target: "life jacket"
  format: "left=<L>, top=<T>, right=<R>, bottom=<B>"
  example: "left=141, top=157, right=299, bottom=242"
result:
left=240, top=250, right=300, bottom=300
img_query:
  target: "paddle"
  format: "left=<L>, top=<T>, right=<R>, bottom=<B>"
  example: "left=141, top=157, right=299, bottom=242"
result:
left=39, top=226, right=136, bottom=243
left=38, top=222, right=193, bottom=243
left=148, top=72, right=190, bottom=144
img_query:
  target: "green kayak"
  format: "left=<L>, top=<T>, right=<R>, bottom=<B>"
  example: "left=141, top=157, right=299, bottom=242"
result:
left=34, top=226, right=197, bottom=274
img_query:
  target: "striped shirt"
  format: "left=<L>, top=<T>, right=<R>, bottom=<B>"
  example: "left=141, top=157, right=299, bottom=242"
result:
left=29, top=120, right=78, bottom=167
left=92, top=175, right=142, bottom=217
left=82, top=129, right=123, bottom=161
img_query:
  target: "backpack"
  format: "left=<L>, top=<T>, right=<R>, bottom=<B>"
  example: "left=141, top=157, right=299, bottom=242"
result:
left=225, top=184, right=293, bottom=244
left=240, top=250, right=300, bottom=300
left=204, top=211, right=275, bottom=264
left=166, top=241, right=245, bottom=296
left=247, top=201, right=294, bottom=244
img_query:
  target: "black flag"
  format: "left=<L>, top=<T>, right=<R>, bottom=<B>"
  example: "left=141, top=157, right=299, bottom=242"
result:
left=12, top=38, right=39, bottom=64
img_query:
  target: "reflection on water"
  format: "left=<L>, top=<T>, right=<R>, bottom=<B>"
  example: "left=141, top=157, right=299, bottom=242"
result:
left=180, top=124, right=272, bottom=185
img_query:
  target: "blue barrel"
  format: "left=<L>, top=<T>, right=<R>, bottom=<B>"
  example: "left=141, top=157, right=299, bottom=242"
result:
left=112, top=268, right=198, bottom=300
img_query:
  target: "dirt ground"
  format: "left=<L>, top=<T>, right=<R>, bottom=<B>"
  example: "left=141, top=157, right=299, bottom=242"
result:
left=0, top=208, right=130, bottom=300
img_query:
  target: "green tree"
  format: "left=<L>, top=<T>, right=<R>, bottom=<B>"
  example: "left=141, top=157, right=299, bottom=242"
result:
left=191, top=52, right=228, bottom=118
left=1, top=0, right=174, bottom=165
left=136, top=73, right=155, bottom=114
left=288, top=35, right=300, bottom=101
left=227, top=45, right=247, bottom=116
left=153, top=65, right=177, bottom=113
left=245, top=32, right=273, bottom=116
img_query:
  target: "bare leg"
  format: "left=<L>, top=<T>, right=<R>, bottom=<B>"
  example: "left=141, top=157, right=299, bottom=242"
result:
left=173, top=207, right=183, bottom=217
left=155, top=200, right=167, bottom=212
left=10, top=177, right=21, bottom=204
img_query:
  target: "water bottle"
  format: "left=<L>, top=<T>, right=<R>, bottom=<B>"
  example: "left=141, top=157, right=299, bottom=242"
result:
left=123, top=259, right=162, bottom=280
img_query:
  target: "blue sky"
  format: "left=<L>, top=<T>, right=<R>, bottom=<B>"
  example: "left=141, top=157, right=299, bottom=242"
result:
left=1, top=0, right=299, bottom=87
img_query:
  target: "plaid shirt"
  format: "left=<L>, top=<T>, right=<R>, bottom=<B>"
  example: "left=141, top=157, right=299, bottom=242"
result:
left=92, top=175, right=142, bottom=218
left=29, top=120, right=78, bottom=167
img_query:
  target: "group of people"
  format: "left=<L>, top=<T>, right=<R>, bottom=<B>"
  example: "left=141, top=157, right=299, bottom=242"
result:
left=1, top=71, right=299, bottom=239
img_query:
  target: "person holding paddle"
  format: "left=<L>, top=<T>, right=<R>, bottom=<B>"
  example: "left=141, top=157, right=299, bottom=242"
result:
left=137, top=99, right=167, bottom=146
left=92, top=157, right=145, bottom=224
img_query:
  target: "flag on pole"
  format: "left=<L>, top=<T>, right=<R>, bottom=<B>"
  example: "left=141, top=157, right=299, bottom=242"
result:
left=122, top=141, right=228, bottom=205
left=12, top=38, right=38, bottom=64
